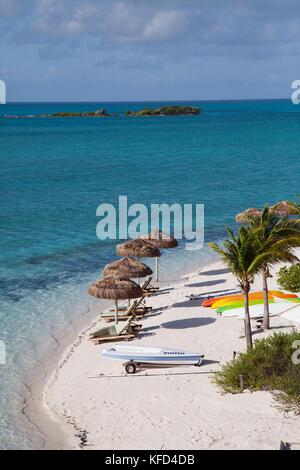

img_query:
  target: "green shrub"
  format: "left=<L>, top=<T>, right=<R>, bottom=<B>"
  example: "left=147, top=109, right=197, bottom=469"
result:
left=135, top=107, right=156, bottom=116
left=159, top=105, right=201, bottom=115
left=277, top=264, right=300, bottom=292
left=212, top=331, right=300, bottom=414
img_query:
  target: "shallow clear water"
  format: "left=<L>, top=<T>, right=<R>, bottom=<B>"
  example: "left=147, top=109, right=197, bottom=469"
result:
left=1, top=99, right=300, bottom=449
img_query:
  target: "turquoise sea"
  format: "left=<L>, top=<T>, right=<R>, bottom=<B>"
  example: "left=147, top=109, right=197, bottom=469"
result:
left=1, top=99, right=300, bottom=449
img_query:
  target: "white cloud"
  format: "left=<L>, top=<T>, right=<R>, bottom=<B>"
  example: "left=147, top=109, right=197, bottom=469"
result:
left=2, top=0, right=300, bottom=63
left=22, top=1, right=188, bottom=44
left=143, top=10, right=187, bottom=41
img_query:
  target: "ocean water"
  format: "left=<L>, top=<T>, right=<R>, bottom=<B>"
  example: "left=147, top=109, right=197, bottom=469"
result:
left=1, top=99, right=300, bottom=449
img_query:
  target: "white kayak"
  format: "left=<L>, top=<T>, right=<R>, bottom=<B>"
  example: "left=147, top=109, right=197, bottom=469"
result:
left=188, top=288, right=241, bottom=300
left=221, top=302, right=297, bottom=319
left=273, top=295, right=300, bottom=304
left=102, top=344, right=204, bottom=373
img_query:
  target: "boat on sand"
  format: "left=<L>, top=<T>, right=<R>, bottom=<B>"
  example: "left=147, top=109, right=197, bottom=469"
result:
left=102, top=344, right=204, bottom=374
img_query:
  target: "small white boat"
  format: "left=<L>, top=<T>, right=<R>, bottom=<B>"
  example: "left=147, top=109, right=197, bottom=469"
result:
left=188, top=288, right=241, bottom=300
left=102, top=344, right=204, bottom=374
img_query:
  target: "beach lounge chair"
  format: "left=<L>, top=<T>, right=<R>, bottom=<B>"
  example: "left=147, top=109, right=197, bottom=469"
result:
left=109, top=299, right=138, bottom=313
left=102, top=301, right=149, bottom=323
left=147, top=277, right=160, bottom=291
left=109, top=296, right=152, bottom=314
left=89, top=317, right=141, bottom=345
left=142, top=278, right=159, bottom=291
left=143, top=289, right=157, bottom=297
left=142, top=278, right=159, bottom=296
left=109, top=298, right=138, bottom=312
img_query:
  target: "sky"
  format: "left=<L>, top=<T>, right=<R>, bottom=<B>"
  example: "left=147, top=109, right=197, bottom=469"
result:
left=0, top=0, right=299, bottom=101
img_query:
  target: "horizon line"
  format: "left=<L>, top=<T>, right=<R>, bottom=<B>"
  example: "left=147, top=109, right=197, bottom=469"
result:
left=2, top=97, right=292, bottom=104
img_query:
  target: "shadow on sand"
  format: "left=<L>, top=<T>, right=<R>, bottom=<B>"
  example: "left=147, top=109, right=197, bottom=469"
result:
left=140, top=325, right=161, bottom=333
left=251, top=324, right=294, bottom=336
left=147, top=306, right=168, bottom=314
left=161, top=317, right=215, bottom=329
left=151, top=288, right=174, bottom=295
left=199, top=268, right=230, bottom=276
left=186, top=279, right=226, bottom=288
left=201, top=359, right=220, bottom=366
left=171, top=299, right=205, bottom=308
left=136, top=332, right=157, bottom=339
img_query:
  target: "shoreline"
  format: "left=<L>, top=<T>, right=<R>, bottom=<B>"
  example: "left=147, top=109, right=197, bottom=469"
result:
left=24, top=255, right=213, bottom=450
left=41, top=256, right=300, bottom=450
left=20, top=305, right=101, bottom=450
left=40, top=270, right=198, bottom=449
left=21, top=297, right=113, bottom=450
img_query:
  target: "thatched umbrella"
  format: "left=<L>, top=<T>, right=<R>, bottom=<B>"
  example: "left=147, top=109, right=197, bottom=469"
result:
left=236, top=207, right=263, bottom=224
left=103, top=256, right=152, bottom=279
left=116, top=238, right=161, bottom=259
left=269, top=201, right=297, bottom=217
left=116, top=239, right=160, bottom=285
left=141, top=228, right=178, bottom=282
left=88, top=276, right=143, bottom=324
left=103, top=256, right=153, bottom=305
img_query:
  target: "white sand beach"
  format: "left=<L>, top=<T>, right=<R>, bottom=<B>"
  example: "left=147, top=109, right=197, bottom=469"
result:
left=42, top=256, right=300, bottom=450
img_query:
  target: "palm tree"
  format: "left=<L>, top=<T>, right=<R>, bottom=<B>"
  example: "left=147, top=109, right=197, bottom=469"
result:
left=246, top=206, right=300, bottom=330
left=208, top=226, right=265, bottom=349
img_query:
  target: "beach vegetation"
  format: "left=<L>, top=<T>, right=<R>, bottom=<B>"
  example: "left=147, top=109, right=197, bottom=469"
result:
left=208, top=215, right=300, bottom=347
left=246, top=207, right=300, bottom=330
left=208, top=226, right=263, bottom=348
left=212, top=330, right=300, bottom=415
left=125, top=105, right=201, bottom=116
left=51, top=109, right=109, bottom=117
left=52, top=111, right=83, bottom=117
left=277, top=264, right=300, bottom=292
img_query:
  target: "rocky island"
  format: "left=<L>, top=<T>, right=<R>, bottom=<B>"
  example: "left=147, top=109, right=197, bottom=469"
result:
left=125, top=105, right=201, bottom=116
left=50, top=108, right=110, bottom=117
left=4, top=108, right=111, bottom=118
left=4, top=105, right=201, bottom=119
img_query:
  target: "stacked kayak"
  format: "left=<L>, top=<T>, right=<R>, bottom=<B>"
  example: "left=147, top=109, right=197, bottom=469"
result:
left=204, top=290, right=300, bottom=319
left=217, top=298, right=274, bottom=314
left=203, top=291, right=273, bottom=307
left=221, top=303, right=298, bottom=319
